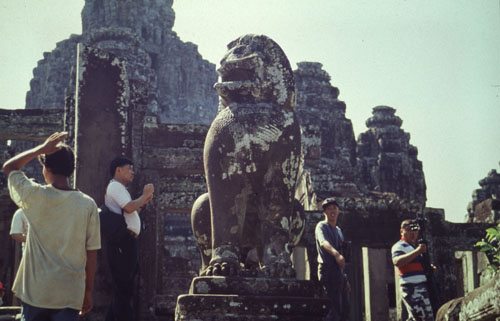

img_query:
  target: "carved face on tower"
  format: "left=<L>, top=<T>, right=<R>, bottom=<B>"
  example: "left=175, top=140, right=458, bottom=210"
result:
left=214, top=34, right=295, bottom=111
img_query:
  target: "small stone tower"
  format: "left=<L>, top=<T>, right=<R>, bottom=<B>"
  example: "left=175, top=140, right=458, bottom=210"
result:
left=357, top=105, right=426, bottom=203
left=294, top=62, right=361, bottom=202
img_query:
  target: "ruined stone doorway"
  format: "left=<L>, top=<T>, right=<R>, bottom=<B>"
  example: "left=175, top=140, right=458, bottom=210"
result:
left=455, top=250, right=480, bottom=297
left=362, top=247, right=397, bottom=321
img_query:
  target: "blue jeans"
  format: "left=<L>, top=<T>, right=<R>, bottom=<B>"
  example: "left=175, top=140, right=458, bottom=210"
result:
left=22, top=302, right=79, bottom=321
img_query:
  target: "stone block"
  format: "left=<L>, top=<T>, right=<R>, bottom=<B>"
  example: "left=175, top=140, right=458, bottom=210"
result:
left=176, top=294, right=328, bottom=321
left=176, top=277, right=329, bottom=321
left=473, top=198, right=500, bottom=223
left=142, top=147, right=203, bottom=171
left=189, top=277, right=322, bottom=297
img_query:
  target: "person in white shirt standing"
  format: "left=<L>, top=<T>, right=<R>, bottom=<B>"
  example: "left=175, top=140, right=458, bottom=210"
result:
left=104, top=156, right=154, bottom=321
left=10, top=208, right=28, bottom=245
left=10, top=208, right=29, bottom=300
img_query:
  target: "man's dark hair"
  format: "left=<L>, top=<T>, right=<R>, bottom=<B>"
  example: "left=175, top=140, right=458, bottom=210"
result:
left=38, top=144, right=75, bottom=177
left=109, top=156, right=134, bottom=177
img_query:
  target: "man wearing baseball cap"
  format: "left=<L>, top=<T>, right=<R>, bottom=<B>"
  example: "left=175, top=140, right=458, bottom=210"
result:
left=315, top=197, right=350, bottom=321
left=391, top=219, right=433, bottom=321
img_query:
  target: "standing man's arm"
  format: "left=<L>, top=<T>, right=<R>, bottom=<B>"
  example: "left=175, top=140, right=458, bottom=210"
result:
left=122, top=183, right=154, bottom=213
left=3, top=132, right=68, bottom=176
left=81, top=250, right=97, bottom=316
left=320, top=240, right=346, bottom=268
left=11, top=234, right=26, bottom=243
left=392, top=244, right=426, bottom=267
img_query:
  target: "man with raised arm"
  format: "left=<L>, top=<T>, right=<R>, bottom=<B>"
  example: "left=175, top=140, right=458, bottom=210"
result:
left=392, top=219, right=434, bottom=321
left=104, top=156, right=154, bottom=321
left=3, top=132, right=100, bottom=320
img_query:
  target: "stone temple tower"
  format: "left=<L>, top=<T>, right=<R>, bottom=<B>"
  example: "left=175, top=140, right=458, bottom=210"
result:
left=26, top=0, right=218, bottom=124
left=294, top=62, right=362, bottom=203
left=356, top=106, right=426, bottom=203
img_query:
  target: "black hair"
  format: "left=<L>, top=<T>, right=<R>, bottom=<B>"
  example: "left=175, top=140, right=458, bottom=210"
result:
left=109, top=156, right=134, bottom=177
left=38, top=144, right=75, bottom=177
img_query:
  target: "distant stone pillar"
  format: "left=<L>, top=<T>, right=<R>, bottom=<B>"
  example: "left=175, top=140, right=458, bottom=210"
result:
left=292, top=246, right=309, bottom=280
left=348, top=244, right=364, bottom=321
left=455, top=251, right=480, bottom=294
left=72, top=44, right=135, bottom=318
left=363, top=248, right=390, bottom=321
left=73, top=43, right=130, bottom=202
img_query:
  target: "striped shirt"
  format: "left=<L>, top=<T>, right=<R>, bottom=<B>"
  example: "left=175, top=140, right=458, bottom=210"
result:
left=391, top=239, right=427, bottom=284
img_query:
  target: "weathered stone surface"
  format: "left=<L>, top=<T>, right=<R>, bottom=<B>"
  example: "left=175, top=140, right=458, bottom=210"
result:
left=4, top=3, right=497, bottom=320
left=424, top=207, right=493, bottom=305
left=191, top=34, right=303, bottom=278
left=189, top=276, right=322, bottom=298
left=436, top=273, right=500, bottom=321
left=467, top=165, right=500, bottom=223
left=25, top=35, right=82, bottom=109
left=26, top=0, right=218, bottom=125
left=143, top=147, right=204, bottom=171
left=144, top=124, right=208, bottom=149
left=357, top=106, right=426, bottom=203
left=69, top=45, right=145, bottom=319
left=176, top=277, right=328, bottom=321
left=73, top=44, right=131, bottom=202
left=175, top=294, right=329, bottom=321
left=294, top=62, right=361, bottom=202
left=473, top=199, right=500, bottom=223
left=0, top=109, right=63, bottom=141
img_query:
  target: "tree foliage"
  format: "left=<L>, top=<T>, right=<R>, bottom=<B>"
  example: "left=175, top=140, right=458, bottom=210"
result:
left=475, top=223, right=500, bottom=274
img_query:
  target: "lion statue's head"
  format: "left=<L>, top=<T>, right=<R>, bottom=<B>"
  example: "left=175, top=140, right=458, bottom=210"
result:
left=214, top=34, right=296, bottom=111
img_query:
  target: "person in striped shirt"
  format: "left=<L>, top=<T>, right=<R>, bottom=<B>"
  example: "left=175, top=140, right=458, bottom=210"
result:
left=391, top=219, right=434, bottom=321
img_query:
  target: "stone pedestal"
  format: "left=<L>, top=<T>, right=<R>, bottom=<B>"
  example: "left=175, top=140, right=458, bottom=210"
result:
left=175, top=277, right=329, bottom=321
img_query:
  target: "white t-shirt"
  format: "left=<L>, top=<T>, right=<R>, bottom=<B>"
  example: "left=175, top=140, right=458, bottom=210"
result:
left=8, top=170, right=101, bottom=310
left=10, top=208, right=28, bottom=236
left=104, top=179, right=141, bottom=236
left=10, top=208, right=28, bottom=252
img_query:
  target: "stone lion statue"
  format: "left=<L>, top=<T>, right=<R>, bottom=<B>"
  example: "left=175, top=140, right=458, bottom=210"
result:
left=191, top=34, right=304, bottom=278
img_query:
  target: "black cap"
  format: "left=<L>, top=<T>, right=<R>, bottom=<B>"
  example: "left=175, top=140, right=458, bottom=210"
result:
left=321, top=197, right=339, bottom=210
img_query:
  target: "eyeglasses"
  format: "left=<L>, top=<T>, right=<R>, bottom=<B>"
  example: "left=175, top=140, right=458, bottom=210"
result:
left=403, top=225, right=420, bottom=232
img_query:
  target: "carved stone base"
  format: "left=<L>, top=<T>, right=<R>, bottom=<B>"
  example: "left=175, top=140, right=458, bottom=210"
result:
left=175, top=277, right=329, bottom=321
left=436, top=273, right=500, bottom=321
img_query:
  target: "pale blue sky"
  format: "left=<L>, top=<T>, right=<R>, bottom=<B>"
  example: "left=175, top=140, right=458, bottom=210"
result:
left=1, top=0, right=499, bottom=222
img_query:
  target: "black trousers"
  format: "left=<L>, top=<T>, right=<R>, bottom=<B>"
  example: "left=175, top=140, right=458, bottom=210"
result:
left=105, top=234, right=138, bottom=321
left=318, top=264, right=350, bottom=321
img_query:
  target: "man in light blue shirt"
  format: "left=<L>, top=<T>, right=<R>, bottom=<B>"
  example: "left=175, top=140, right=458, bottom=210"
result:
left=315, top=197, right=350, bottom=321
